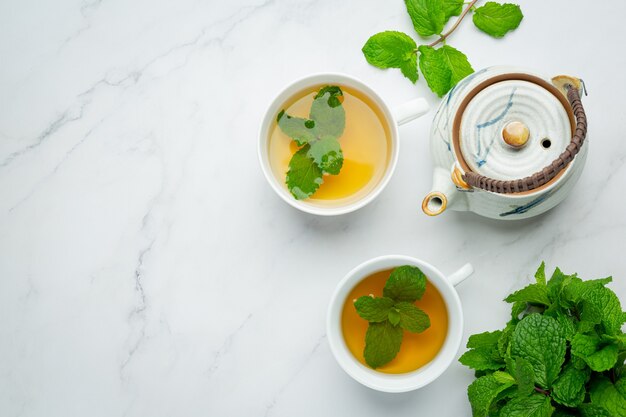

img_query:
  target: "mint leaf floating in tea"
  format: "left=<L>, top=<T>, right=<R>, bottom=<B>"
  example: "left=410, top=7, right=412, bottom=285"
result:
left=307, top=136, right=343, bottom=175
left=383, top=265, right=427, bottom=302
left=472, top=2, right=523, bottom=38
left=309, top=86, right=345, bottom=137
left=354, top=296, right=395, bottom=322
left=364, top=321, right=404, bottom=369
left=278, top=85, right=346, bottom=200
left=285, top=145, right=324, bottom=200
left=354, top=265, right=431, bottom=369
left=459, top=263, right=626, bottom=417
left=395, top=301, right=430, bottom=332
left=276, top=111, right=317, bottom=146
left=361, top=0, right=524, bottom=96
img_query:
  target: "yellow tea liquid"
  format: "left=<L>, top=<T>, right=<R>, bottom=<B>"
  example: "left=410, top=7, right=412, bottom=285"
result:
left=341, top=269, right=449, bottom=374
left=268, top=85, right=391, bottom=205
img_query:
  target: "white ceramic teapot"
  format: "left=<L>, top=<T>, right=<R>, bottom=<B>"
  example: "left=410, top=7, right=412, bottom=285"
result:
left=423, top=66, right=588, bottom=220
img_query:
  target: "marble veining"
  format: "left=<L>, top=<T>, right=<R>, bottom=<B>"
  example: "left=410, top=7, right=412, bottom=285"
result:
left=1, top=1, right=625, bottom=416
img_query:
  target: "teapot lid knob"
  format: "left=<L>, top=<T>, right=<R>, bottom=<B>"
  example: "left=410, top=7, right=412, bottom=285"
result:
left=502, top=121, right=530, bottom=148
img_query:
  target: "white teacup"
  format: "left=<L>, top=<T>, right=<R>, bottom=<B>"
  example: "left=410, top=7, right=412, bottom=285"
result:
left=258, top=73, right=429, bottom=216
left=327, top=255, right=473, bottom=393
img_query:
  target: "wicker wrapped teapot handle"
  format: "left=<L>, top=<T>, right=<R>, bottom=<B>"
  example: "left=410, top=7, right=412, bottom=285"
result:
left=462, top=85, right=587, bottom=194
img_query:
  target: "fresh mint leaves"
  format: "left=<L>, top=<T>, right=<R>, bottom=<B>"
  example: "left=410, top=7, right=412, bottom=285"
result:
left=418, top=45, right=474, bottom=97
left=354, top=265, right=431, bottom=369
left=362, top=0, right=524, bottom=96
left=473, top=2, right=523, bottom=38
left=460, top=263, right=626, bottom=417
left=405, top=0, right=446, bottom=37
left=362, top=32, right=419, bottom=83
left=278, top=85, right=345, bottom=200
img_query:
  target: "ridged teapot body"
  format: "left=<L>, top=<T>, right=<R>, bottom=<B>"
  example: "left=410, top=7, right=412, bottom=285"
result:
left=425, top=66, right=588, bottom=220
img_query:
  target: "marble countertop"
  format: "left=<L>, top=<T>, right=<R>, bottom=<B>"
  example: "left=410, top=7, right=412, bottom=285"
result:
left=1, top=0, right=625, bottom=415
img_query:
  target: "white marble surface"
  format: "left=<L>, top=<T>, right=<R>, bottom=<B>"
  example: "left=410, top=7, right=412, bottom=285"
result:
left=1, top=0, right=625, bottom=415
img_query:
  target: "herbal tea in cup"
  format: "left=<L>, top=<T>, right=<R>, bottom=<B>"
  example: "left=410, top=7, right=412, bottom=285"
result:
left=342, top=266, right=449, bottom=373
left=327, top=255, right=472, bottom=392
left=268, top=85, right=391, bottom=205
left=258, top=73, right=429, bottom=216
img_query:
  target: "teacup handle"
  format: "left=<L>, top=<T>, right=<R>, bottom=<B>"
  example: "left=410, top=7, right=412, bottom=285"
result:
left=446, top=263, right=474, bottom=287
left=393, top=98, right=430, bottom=126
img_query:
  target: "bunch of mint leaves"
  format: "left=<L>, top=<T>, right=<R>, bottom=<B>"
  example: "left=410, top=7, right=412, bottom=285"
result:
left=362, top=0, right=523, bottom=97
left=354, top=265, right=431, bottom=368
left=459, top=262, right=626, bottom=417
left=277, top=86, right=345, bottom=200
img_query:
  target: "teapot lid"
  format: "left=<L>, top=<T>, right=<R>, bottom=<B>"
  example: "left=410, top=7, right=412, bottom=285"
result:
left=455, top=75, right=575, bottom=182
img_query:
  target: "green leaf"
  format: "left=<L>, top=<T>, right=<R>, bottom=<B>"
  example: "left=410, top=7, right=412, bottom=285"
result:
left=364, top=320, right=404, bottom=368
left=400, top=57, right=419, bottom=84
left=388, top=308, right=401, bottom=326
left=277, top=111, right=317, bottom=146
left=578, top=403, right=612, bottom=417
left=285, top=145, right=323, bottom=200
left=535, top=262, right=547, bottom=286
left=498, top=324, right=516, bottom=357
left=362, top=31, right=418, bottom=83
left=472, top=2, right=524, bottom=38
left=354, top=296, right=394, bottom=322
left=307, top=136, right=343, bottom=175
left=383, top=265, right=427, bottom=302
left=459, top=348, right=505, bottom=371
left=442, top=0, right=463, bottom=22
left=395, top=302, right=430, bottom=333
left=469, top=331, right=503, bottom=350
left=505, top=284, right=551, bottom=306
left=547, top=267, right=575, bottom=305
left=571, top=334, right=619, bottom=372
left=499, top=393, right=554, bottom=417
left=580, top=286, right=624, bottom=336
left=514, top=357, right=536, bottom=396
left=554, top=310, right=577, bottom=341
left=493, top=371, right=516, bottom=385
left=511, top=301, right=527, bottom=321
left=309, top=86, right=345, bottom=138
left=418, top=45, right=474, bottom=97
left=589, top=376, right=626, bottom=417
left=468, top=374, right=515, bottom=417
left=552, top=365, right=590, bottom=407
left=460, top=330, right=506, bottom=371
left=510, top=314, right=566, bottom=389
left=404, top=0, right=445, bottom=37
left=554, top=411, right=578, bottom=417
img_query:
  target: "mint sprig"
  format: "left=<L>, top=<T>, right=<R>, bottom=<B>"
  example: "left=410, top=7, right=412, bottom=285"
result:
left=361, top=0, right=524, bottom=96
left=354, top=265, right=431, bottom=369
left=473, top=1, right=523, bottom=38
left=460, top=263, right=626, bottom=417
left=278, top=85, right=345, bottom=200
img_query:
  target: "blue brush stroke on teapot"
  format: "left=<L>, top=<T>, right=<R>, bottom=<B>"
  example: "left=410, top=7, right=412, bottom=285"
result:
left=474, top=87, right=517, bottom=167
left=434, top=69, right=488, bottom=152
left=499, top=190, right=553, bottom=217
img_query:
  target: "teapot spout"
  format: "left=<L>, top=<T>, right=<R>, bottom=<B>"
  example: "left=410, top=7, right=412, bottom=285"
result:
left=422, top=167, right=461, bottom=216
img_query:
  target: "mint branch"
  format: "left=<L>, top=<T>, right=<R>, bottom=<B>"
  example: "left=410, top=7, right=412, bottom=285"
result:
left=425, top=0, right=478, bottom=48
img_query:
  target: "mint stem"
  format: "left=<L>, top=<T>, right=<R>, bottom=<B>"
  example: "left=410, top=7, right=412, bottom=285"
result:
left=534, top=386, right=550, bottom=396
left=426, top=0, right=479, bottom=48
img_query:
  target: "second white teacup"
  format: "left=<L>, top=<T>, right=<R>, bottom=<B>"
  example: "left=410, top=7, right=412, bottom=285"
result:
left=258, top=73, right=429, bottom=216
left=327, top=255, right=473, bottom=393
